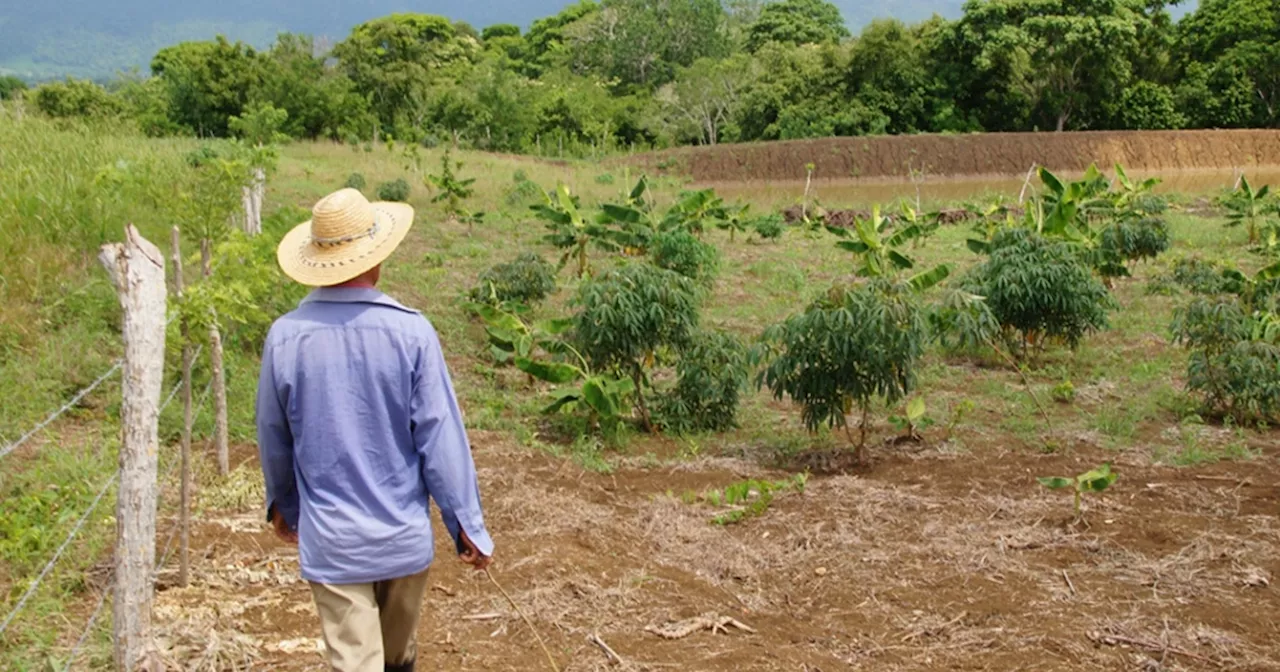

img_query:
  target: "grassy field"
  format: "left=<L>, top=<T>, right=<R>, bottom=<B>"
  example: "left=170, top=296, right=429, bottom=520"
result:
left=2, top=119, right=1278, bottom=670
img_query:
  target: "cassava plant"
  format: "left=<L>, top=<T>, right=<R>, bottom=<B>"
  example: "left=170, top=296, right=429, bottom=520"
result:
left=468, top=253, right=558, bottom=308
left=427, top=146, right=483, bottom=231
left=758, top=280, right=929, bottom=463
left=572, top=263, right=700, bottom=432
left=656, top=330, right=749, bottom=434
left=649, top=229, right=720, bottom=285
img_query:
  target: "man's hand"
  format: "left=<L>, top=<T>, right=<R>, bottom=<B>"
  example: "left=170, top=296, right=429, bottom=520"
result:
left=270, top=506, right=298, bottom=545
left=458, top=530, right=492, bottom=571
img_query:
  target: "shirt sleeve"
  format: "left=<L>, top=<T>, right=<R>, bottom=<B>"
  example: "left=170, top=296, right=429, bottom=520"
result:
left=256, top=338, right=299, bottom=529
left=411, top=326, right=495, bottom=557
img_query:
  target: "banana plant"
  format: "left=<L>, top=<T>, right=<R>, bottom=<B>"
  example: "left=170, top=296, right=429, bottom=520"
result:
left=1221, top=260, right=1280, bottom=311
left=532, top=184, right=626, bottom=277
left=663, top=188, right=729, bottom=236
left=832, top=205, right=951, bottom=292
left=1038, top=463, right=1118, bottom=520
left=1225, top=176, right=1276, bottom=246
left=716, top=203, right=753, bottom=242
left=470, top=303, right=636, bottom=439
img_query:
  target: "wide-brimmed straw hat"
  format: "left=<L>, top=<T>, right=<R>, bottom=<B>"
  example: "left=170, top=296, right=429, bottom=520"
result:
left=277, top=188, right=414, bottom=286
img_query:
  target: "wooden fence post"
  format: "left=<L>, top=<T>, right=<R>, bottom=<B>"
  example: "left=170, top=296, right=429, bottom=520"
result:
left=99, top=224, right=166, bottom=672
left=241, top=167, right=264, bottom=236
left=200, top=239, right=230, bottom=475
left=170, top=228, right=193, bottom=588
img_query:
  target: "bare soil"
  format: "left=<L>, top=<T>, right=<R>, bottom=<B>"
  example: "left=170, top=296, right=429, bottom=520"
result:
left=622, top=130, right=1280, bottom=182
left=134, top=431, right=1280, bottom=671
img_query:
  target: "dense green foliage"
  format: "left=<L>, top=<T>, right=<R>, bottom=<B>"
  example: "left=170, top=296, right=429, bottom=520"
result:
left=649, top=229, right=721, bottom=284
left=1172, top=295, right=1280, bottom=423
left=469, top=252, right=559, bottom=306
left=572, top=263, right=700, bottom=429
left=657, top=330, right=750, bottom=434
left=758, top=280, right=928, bottom=459
left=8, top=0, right=1269, bottom=156
left=376, top=178, right=412, bottom=202
left=964, top=229, right=1115, bottom=355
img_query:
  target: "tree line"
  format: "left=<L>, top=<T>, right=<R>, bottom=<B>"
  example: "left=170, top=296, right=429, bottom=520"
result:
left=7, top=0, right=1280, bottom=155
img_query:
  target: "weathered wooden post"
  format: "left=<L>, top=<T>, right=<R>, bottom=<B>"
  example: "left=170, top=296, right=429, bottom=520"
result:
left=241, top=167, right=265, bottom=236
left=170, top=227, right=192, bottom=588
left=98, top=224, right=166, bottom=671
left=200, top=239, right=229, bottom=475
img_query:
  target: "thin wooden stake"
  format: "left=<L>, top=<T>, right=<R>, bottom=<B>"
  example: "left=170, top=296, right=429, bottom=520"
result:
left=1018, top=164, right=1038, bottom=204
left=170, top=228, right=192, bottom=588
left=99, top=225, right=166, bottom=671
left=200, top=240, right=229, bottom=475
left=485, top=569, right=560, bottom=672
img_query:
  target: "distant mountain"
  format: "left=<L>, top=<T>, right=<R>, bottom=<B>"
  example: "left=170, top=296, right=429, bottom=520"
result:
left=0, top=0, right=1198, bottom=80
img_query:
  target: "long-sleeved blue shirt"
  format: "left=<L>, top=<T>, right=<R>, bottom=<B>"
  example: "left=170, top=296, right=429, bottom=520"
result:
left=256, top=286, right=493, bottom=585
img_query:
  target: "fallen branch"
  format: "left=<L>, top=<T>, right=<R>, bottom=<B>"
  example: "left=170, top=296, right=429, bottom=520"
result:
left=462, top=612, right=504, bottom=622
left=588, top=633, right=626, bottom=667
left=645, top=613, right=756, bottom=640
left=1061, top=570, right=1076, bottom=596
left=1089, top=631, right=1221, bottom=666
left=485, top=569, right=560, bottom=672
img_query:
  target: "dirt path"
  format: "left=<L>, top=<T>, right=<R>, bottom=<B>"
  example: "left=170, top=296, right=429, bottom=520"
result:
left=142, top=431, right=1280, bottom=672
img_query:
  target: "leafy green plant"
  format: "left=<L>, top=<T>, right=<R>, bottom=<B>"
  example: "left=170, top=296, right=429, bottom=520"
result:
left=470, top=303, right=635, bottom=441
left=751, top=214, right=785, bottom=241
left=758, top=280, right=928, bottom=462
left=533, top=184, right=626, bottom=277
left=1038, top=464, right=1118, bottom=519
left=1172, top=294, right=1280, bottom=424
left=427, top=146, right=481, bottom=229
left=505, top=169, right=543, bottom=206
left=376, top=178, right=411, bottom=202
left=1223, top=176, right=1275, bottom=246
left=887, top=397, right=933, bottom=441
left=663, top=188, right=729, bottom=236
left=656, top=330, right=749, bottom=434
left=831, top=205, right=951, bottom=290
left=963, top=229, right=1115, bottom=358
left=468, top=253, right=558, bottom=307
left=344, top=172, right=367, bottom=191
left=573, top=263, right=700, bottom=432
left=649, top=229, right=720, bottom=285
left=716, top=204, right=753, bottom=242
left=1051, top=380, right=1076, bottom=404
left=697, top=474, right=808, bottom=525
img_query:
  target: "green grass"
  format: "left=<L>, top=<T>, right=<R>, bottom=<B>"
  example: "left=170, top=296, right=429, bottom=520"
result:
left=3, top=119, right=1277, bottom=669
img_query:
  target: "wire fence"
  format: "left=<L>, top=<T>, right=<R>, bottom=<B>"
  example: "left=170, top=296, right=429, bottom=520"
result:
left=0, top=338, right=212, bottom=661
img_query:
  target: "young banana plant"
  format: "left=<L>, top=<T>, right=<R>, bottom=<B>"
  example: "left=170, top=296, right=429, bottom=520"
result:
left=832, top=204, right=951, bottom=292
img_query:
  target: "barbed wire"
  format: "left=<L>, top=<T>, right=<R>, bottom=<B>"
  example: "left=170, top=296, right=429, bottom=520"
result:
left=0, top=361, right=123, bottom=460
left=60, top=374, right=216, bottom=672
left=2, top=313, right=185, bottom=462
left=0, top=355, right=205, bottom=640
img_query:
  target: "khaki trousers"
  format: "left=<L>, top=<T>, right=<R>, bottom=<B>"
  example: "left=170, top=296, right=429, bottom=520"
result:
left=309, top=568, right=429, bottom=672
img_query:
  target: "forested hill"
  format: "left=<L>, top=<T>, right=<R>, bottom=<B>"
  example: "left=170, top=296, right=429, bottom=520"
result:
left=3, top=0, right=1009, bottom=80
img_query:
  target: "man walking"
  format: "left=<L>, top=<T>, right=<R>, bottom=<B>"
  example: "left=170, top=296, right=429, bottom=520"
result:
left=257, top=188, right=493, bottom=672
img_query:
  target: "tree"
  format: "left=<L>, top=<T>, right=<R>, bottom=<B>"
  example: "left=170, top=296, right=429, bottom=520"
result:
left=655, top=55, right=753, bottom=145
left=744, top=0, right=850, bottom=52
left=1113, top=80, right=1184, bottom=129
left=1177, top=0, right=1280, bottom=127
left=151, top=37, right=264, bottom=137
left=946, top=0, right=1157, bottom=131
left=570, top=0, right=730, bottom=90
left=846, top=19, right=943, bottom=134
left=333, top=14, right=479, bottom=130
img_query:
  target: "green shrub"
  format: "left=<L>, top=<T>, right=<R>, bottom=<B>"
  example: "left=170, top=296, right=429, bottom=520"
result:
left=469, top=253, right=558, bottom=306
left=376, top=178, right=411, bottom=202
left=32, top=78, right=125, bottom=119
left=344, top=172, right=367, bottom=191
left=1172, top=296, right=1280, bottom=424
left=649, top=229, right=720, bottom=284
left=965, top=229, right=1114, bottom=356
left=185, top=143, right=226, bottom=168
left=752, top=214, right=785, bottom=240
left=573, top=263, right=700, bottom=431
left=657, top=330, right=749, bottom=434
left=758, top=280, right=927, bottom=461
left=1100, top=217, right=1170, bottom=268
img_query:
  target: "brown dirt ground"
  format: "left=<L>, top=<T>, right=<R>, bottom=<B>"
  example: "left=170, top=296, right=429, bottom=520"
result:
left=621, top=130, right=1280, bottom=182
left=127, top=430, right=1280, bottom=672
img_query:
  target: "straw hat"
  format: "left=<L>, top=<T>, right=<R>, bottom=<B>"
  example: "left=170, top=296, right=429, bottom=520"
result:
left=277, top=188, right=414, bottom=286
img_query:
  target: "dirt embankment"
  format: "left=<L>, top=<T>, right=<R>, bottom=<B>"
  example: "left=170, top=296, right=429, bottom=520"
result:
left=624, top=130, right=1280, bottom=182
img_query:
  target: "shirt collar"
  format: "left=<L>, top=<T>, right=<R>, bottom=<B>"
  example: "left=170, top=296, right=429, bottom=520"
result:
left=300, top=287, right=420, bottom=315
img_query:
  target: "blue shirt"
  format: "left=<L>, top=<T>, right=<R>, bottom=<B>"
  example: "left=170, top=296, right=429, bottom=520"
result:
left=256, top=287, right=494, bottom=584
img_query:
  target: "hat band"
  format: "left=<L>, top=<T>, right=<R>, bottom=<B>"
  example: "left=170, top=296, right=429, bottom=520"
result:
left=311, top=221, right=380, bottom=247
